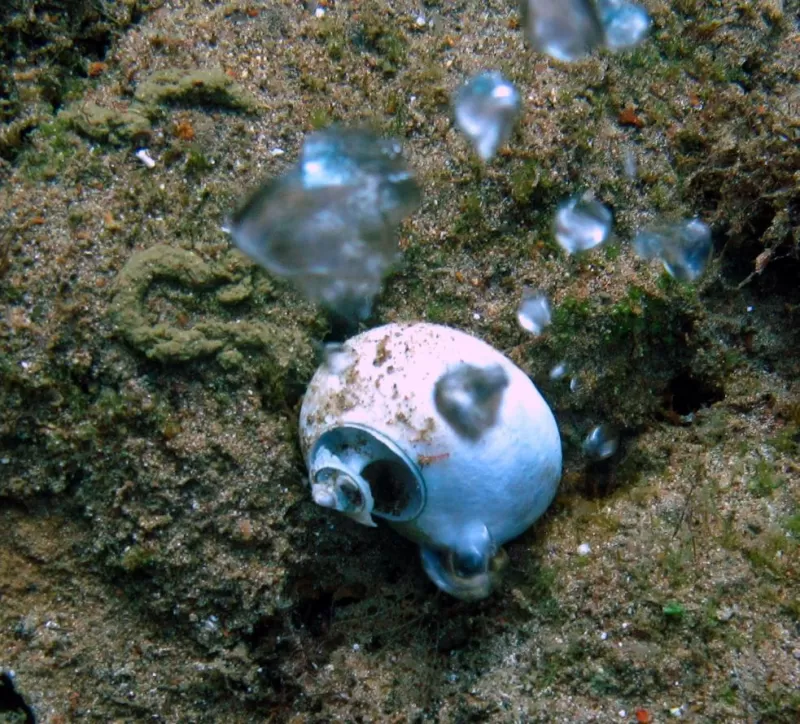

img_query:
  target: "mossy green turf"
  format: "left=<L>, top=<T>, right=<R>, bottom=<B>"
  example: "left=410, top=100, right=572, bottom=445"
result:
left=1, top=0, right=799, bottom=721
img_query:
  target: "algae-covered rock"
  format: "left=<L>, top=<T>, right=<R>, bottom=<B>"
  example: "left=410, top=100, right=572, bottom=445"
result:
left=111, top=245, right=310, bottom=370
left=0, top=115, right=42, bottom=160
left=134, top=68, right=259, bottom=112
left=0, top=64, right=20, bottom=122
left=530, top=281, right=723, bottom=430
left=216, top=278, right=253, bottom=304
left=61, top=101, right=152, bottom=145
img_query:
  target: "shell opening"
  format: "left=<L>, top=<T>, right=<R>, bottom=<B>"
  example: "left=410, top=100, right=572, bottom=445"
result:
left=309, top=425, right=426, bottom=523
left=312, top=464, right=377, bottom=527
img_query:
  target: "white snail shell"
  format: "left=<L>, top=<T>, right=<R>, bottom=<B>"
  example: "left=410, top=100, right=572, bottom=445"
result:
left=299, top=322, right=562, bottom=600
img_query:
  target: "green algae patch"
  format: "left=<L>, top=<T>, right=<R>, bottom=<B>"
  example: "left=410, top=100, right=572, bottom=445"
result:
left=111, top=245, right=308, bottom=368
left=216, top=278, right=253, bottom=304
left=0, top=63, right=20, bottom=122
left=61, top=101, right=152, bottom=145
left=134, top=68, right=260, bottom=112
left=0, top=115, right=43, bottom=162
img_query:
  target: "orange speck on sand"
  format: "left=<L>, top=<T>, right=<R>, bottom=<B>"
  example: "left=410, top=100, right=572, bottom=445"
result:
left=237, top=518, right=253, bottom=541
left=104, top=211, right=122, bottom=232
left=174, top=119, right=195, bottom=141
left=618, top=106, right=645, bottom=128
left=87, top=61, right=107, bottom=78
left=754, top=249, right=771, bottom=273
left=635, top=708, right=652, bottom=723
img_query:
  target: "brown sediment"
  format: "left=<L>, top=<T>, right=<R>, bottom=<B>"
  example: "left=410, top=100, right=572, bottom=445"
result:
left=0, top=0, right=798, bottom=721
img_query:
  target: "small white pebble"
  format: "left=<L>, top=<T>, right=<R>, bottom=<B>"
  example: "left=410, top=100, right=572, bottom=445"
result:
left=716, top=605, right=735, bottom=622
left=135, top=149, right=156, bottom=168
left=270, top=148, right=285, bottom=156
left=619, top=711, right=626, bottom=718
left=415, top=14, right=426, bottom=27
left=473, top=312, right=481, bottom=320
left=314, top=7, right=325, bottom=18
left=623, top=147, right=637, bottom=178
left=669, top=705, right=684, bottom=717
left=746, top=305, right=754, bottom=312
left=352, top=643, right=360, bottom=652
left=577, top=542, right=591, bottom=556
left=600, top=631, right=608, bottom=640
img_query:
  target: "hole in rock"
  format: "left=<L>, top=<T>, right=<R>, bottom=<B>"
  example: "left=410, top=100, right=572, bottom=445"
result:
left=0, top=673, right=35, bottom=724
left=291, top=590, right=334, bottom=637
left=665, top=372, right=724, bottom=416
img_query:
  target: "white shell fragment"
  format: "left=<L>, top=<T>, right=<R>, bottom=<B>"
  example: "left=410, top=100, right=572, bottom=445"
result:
left=299, top=323, right=562, bottom=600
left=135, top=149, right=156, bottom=168
left=453, top=71, right=521, bottom=161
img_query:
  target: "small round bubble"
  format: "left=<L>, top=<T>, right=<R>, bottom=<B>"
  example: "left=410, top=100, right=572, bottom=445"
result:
left=583, top=424, right=619, bottom=460
left=554, top=195, right=613, bottom=254
left=454, top=71, right=521, bottom=161
left=517, top=288, right=552, bottom=335
left=599, top=0, right=651, bottom=50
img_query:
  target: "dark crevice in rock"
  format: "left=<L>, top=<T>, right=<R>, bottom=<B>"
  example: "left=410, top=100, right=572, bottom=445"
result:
left=665, top=371, right=725, bottom=416
left=0, top=672, right=35, bottom=724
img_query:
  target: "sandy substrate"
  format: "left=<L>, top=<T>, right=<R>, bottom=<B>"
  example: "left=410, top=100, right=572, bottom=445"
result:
left=1, top=1, right=798, bottom=721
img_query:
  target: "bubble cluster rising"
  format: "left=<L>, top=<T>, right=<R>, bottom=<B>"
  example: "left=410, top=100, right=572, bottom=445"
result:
left=227, top=127, right=420, bottom=323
